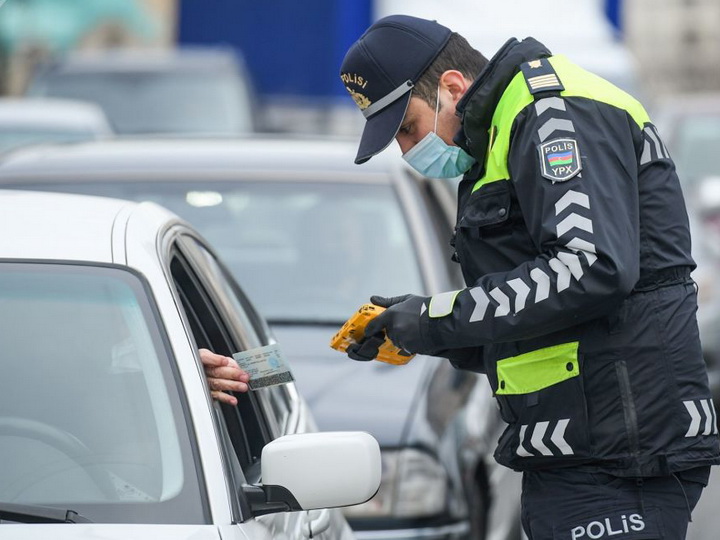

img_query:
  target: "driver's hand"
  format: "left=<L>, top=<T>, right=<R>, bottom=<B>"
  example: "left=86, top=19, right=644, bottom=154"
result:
left=200, top=348, right=250, bottom=405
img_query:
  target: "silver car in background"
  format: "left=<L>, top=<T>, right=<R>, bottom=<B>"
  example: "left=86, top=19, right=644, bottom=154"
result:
left=26, top=47, right=257, bottom=135
left=0, top=98, right=111, bottom=153
left=0, top=137, right=523, bottom=540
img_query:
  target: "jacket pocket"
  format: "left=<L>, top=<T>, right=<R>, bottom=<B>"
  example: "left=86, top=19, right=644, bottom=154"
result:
left=493, top=342, right=593, bottom=462
left=458, top=181, right=511, bottom=230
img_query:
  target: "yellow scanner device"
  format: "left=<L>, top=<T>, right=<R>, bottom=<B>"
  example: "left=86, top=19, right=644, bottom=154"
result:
left=330, top=303, right=415, bottom=365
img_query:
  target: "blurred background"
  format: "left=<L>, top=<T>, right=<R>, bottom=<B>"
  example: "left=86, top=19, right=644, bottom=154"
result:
left=1, top=1, right=720, bottom=538
left=0, top=0, right=718, bottom=135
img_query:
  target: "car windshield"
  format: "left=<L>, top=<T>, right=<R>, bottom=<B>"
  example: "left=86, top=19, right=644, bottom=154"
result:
left=19, top=181, right=425, bottom=324
left=0, top=263, right=205, bottom=523
left=31, top=71, right=253, bottom=134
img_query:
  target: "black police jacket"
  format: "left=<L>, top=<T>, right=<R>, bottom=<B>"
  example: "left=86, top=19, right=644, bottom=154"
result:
left=421, top=37, right=720, bottom=476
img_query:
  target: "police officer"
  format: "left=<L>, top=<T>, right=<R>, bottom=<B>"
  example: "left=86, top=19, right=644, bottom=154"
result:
left=339, top=14, right=720, bottom=540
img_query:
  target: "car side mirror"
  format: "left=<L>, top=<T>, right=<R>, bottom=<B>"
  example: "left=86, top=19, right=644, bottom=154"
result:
left=243, top=431, right=381, bottom=516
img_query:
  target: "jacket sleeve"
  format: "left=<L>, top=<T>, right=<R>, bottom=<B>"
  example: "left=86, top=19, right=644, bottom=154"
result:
left=424, top=96, right=641, bottom=349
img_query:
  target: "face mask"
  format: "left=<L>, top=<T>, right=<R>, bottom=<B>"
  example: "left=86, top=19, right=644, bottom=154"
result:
left=402, top=86, right=476, bottom=179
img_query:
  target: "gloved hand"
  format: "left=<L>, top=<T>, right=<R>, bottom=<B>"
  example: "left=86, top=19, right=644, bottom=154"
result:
left=347, top=294, right=432, bottom=361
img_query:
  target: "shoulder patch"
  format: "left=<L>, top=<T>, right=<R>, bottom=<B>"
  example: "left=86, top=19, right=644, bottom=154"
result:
left=520, top=58, right=564, bottom=95
left=538, top=138, right=582, bottom=183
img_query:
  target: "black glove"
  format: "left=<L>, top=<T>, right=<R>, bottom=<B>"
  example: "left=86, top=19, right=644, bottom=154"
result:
left=363, top=294, right=432, bottom=355
left=346, top=334, right=385, bottom=361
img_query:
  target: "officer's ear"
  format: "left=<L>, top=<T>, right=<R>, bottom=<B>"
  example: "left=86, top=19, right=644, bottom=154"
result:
left=439, top=70, right=470, bottom=104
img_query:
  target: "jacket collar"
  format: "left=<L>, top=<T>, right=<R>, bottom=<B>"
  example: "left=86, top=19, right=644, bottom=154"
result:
left=452, top=37, right=552, bottom=153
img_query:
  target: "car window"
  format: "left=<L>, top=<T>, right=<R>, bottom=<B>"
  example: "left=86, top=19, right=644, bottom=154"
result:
left=178, top=235, right=294, bottom=437
left=168, top=244, right=273, bottom=477
left=0, top=262, right=206, bottom=523
left=19, top=180, right=425, bottom=323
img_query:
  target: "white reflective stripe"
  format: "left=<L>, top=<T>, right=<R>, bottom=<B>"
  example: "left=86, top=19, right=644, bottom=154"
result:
left=557, top=251, right=584, bottom=281
left=684, top=400, right=701, bottom=437
left=535, top=96, right=566, bottom=116
left=645, top=126, right=667, bottom=159
left=469, top=287, right=490, bottom=322
left=549, top=257, right=571, bottom=292
left=538, top=118, right=575, bottom=142
left=554, top=190, right=590, bottom=215
left=709, top=399, right=719, bottom=435
left=556, top=213, right=593, bottom=237
left=508, top=278, right=531, bottom=313
left=428, top=290, right=460, bottom=318
left=489, top=287, right=511, bottom=317
left=362, top=80, right=414, bottom=118
left=530, top=268, right=551, bottom=302
left=701, top=399, right=714, bottom=435
left=530, top=421, right=553, bottom=456
left=565, top=241, right=598, bottom=264
left=551, top=419, right=574, bottom=455
left=640, top=139, right=652, bottom=165
left=517, top=425, right=533, bottom=457
left=565, top=237, right=597, bottom=267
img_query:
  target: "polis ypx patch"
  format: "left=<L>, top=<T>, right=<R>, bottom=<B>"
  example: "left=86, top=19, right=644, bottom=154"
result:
left=538, top=138, right=582, bottom=183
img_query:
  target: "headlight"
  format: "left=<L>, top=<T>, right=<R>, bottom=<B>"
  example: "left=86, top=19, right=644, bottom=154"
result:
left=343, top=448, right=448, bottom=519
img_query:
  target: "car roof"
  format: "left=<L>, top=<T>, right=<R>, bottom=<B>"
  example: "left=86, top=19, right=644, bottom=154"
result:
left=35, top=46, right=245, bottom=74
left=0, top=135, right=407, bottom=183
left=0, top=98, right=112, bottom=132
left=0, top=190, right=174, bottom=262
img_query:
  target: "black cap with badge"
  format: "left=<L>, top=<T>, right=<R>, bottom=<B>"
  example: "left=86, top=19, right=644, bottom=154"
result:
left=340, top=15, right=452, bottom=164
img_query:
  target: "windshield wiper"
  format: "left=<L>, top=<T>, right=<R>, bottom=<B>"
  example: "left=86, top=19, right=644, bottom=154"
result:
left=0, top=502, right=92, bottom=524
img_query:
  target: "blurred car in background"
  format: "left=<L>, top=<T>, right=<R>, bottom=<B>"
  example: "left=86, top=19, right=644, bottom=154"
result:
left=26, top=46, right=257, bottom=136
left=0, top=97, right=111, bottom=154
left=0, top=189, right=380, bottom=538
left=653, top=93, right=720, bottom=403
left=0, top=137, right=523, bottom=540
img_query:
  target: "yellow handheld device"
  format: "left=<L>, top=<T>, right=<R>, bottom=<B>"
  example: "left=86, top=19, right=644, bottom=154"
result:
left=330, top=303, right=415, bottom=365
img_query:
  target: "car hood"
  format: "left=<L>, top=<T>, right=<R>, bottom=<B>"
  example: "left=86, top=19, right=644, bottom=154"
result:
left=0, top=524, right=219, bottom=540
left=272, top=325, right=433, bottom=447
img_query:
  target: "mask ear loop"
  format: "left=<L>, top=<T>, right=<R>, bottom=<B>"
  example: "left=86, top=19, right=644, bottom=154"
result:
left=433, top=84, right=441, bottom=133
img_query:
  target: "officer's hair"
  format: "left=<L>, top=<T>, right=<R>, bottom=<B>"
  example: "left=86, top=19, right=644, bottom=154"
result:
left=414, top=33, right=488, bottom=107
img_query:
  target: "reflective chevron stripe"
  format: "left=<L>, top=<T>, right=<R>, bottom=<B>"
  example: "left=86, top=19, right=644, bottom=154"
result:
left=535, top=96, right=566, bottom=116
left=469, top=287, right=490, bottom=322
left=565, top=237, right=598, bottom=266
left=530, top=268, right=551, bottom=302
left=551, top=419, right=573, bottom=455
left=517, top=425, right=533, bottom=457
left=489, top=287, right=511, bottom=317
left=555, top=190, right=590, bottom=214
left=508, top=278, right=531, bottom=313
left=684, top=399, right=718, bottom=437
left=549, top=257, right=572, bottom=291
left=556, top=213, right=593, bottom=237
left=516, top=419, right=575, bottom=456
left=538, top=118, right=575, bottom=142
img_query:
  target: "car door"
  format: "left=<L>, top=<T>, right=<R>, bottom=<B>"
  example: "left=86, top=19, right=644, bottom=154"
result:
left=164, top=226, right=353, bottom=540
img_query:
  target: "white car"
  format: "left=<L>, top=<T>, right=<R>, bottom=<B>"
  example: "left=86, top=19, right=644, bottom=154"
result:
left=0, top=190, right=380, bottom=539
left=0, top=98, right=112, bottom=153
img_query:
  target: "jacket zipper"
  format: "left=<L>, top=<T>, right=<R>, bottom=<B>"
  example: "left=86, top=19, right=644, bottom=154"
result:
left=616, top=360, right=640, bottom=457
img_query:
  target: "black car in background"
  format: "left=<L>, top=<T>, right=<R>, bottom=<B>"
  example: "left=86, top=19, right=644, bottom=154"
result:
left=0, top=137, right=523, bottom=540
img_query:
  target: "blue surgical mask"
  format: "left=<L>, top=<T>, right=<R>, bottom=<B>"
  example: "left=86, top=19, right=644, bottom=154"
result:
left=402, top=86, right=476, bottom=179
